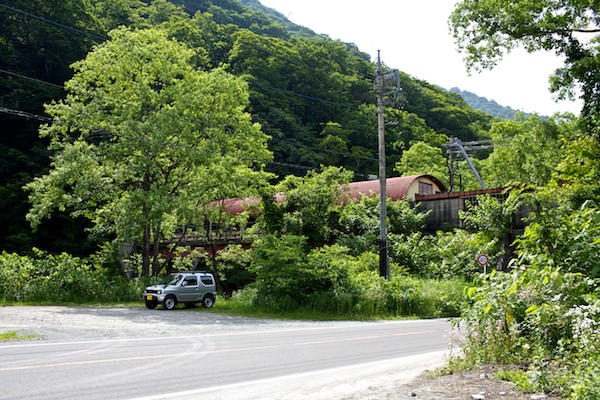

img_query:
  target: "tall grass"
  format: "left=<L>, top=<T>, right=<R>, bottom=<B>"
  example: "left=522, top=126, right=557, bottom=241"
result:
left=0, top=251, right=144, bottom=304
left=237, top=273, right=468, bottom=319
left=1, top=250, right=468, bottom=320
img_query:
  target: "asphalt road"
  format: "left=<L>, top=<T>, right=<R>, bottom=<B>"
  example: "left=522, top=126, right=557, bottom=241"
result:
left=0, top=308, right=451, bottom=400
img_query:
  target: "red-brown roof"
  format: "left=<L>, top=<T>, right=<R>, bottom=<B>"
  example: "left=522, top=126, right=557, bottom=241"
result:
left=343, top=174, right=446, bottom=202
left=214, top=175, right=446, bottom=215
left=215, top=193, right=286, bottom=215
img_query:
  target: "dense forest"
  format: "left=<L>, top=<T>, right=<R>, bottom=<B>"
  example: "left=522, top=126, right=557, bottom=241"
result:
left=0, top=0, right=494, bottom=255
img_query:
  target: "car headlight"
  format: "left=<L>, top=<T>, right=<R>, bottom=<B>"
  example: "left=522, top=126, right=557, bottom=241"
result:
left=157, top=289, right=162, bottom=294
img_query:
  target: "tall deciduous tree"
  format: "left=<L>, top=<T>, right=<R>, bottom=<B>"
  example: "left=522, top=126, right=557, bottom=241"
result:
left=260, top=166, right=353, bottom=244
left=25, top=27, right=272, bottom=276
left=481, top=115, right=563, bottom=187
left=394, top=141, right=448, bottom=187
left=450, top=0, right=598, bottom=134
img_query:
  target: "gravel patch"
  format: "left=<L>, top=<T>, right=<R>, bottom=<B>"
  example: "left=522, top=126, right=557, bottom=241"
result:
left=0, top=305, right=362, bottom=341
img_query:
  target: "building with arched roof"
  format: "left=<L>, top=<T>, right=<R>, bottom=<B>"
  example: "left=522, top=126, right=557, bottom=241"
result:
left=343, top=174, right=446, bottom=203
left=216, top=174, right=447, bottom=216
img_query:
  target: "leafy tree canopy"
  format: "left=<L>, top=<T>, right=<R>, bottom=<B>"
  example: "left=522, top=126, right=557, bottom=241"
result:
left=25, top=27, right=271, bottom=275
left=0, top=0, right=532, bottom=254
left=394, top=141, right=449, bottom=188
left=450, top=0, right=597, bottom=134
left=481, top=115, right=564, bottom=187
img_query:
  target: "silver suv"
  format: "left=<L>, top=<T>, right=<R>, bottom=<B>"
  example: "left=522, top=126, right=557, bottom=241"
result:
left=143, top=271, right=217, bottom=310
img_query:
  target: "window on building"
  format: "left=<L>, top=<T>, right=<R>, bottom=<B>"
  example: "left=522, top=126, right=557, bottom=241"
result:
left=419, top=182, right=433, bottom=195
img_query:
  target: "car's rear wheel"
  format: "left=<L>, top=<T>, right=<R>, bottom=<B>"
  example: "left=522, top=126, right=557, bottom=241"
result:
left=145, top=301, right=158, bottom=309
left=202, top=295, right=215, bottom=308
left=163, top=295, right=177, bottom=310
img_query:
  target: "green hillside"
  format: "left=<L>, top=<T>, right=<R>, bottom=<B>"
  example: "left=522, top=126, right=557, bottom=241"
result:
left=0, top=0, right=494, bottom=253
left=449, top=87, right=537, bottom=120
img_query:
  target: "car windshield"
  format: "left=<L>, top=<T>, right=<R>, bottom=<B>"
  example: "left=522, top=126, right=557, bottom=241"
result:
left=167, top=274, right=183, bottom=286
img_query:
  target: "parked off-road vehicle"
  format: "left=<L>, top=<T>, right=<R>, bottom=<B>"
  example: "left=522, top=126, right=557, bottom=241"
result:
left=143, top=271, right=217, bottom=310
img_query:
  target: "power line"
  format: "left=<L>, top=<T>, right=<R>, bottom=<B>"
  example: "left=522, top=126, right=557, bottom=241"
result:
left=0, top=106, right=295, bottom=168
left=0, top=107, right=52, bottom=123
left=1, top=3, right=368, bottom=113
left=0, top=68, right=64, bottom=89
left=270, top=137, right=377, bottom=162
left=0, top=106, right=375, bottom=177
left=0, top=2, right=106, bottom=41
left=250, top=81, right=359, bottom=109
left=0, top=68, right=376, bottom=167
left=1, top=3, right=376, bottom=176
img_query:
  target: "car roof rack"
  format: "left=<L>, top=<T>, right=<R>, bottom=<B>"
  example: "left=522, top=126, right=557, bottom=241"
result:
left=174, top=270, right=209, bottom=274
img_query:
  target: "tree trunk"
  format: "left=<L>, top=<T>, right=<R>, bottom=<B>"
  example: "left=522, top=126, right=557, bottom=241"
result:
left=209, top=242, right=221, bottom=294
left=142, top=224, right=151, bottom=277
left=152, top=225, right=161, bottom=276
left=141, top=170, right=151, bottom=277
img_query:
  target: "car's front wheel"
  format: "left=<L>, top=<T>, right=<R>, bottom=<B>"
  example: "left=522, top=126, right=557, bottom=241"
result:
left=163, top=295, right=177, bottom=310
left=202, top=295, right=215, bottom=308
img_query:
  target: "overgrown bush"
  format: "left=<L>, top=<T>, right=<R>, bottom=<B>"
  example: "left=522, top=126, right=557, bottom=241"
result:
left=215, top=244, right=255, bottom=297
left=244, top=234, right=468, bottom=318
left=454, top=255, right=600, bottom=397
left=0, top=250, right=143, bottom=303
left=336, top=196, right=428, bottom=256
left=446, top=188, right=600, bottom=398
left=248, top=235, right=353, bottom=310
left=390, top=230, right=497, bottom=279
left=350, top=271, right=467, bottom=318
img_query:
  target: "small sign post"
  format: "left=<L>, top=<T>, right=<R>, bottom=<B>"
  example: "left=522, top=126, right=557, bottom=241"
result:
left=477, top=254, right=489, bottom=274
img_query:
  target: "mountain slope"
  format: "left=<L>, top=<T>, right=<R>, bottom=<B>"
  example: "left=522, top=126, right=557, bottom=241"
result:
left=0, top=0, right=494, bottom=253
left=450, top=87, right=537, bottom=120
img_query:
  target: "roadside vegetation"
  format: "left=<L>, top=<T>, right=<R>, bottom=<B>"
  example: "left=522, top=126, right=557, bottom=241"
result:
left=446, top=187, right=600, bottom=398
left=0, top=330, right=41, bottom=342
left=447, top=1, right=600, bottom=397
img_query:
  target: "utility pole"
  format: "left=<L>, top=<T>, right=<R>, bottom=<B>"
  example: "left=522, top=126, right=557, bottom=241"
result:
left=376, top=50, right=389, bottom=280
left=444, top=137, right=511, bottom=191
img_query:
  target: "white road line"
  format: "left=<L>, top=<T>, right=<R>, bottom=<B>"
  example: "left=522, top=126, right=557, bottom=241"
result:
left=127, top=351, right=448, bottom=400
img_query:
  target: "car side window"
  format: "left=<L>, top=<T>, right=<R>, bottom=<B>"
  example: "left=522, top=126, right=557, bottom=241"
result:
left=183, top=276, right=198, bottom=286
left=201, top=276, right=214, bottom=286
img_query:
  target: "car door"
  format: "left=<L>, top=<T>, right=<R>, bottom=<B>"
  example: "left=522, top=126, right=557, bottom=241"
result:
left=199, top=275, right=215, bottom=298
left=179, top=275, right=199, bottom=302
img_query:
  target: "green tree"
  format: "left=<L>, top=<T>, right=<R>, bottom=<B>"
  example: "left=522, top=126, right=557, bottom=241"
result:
left=460, top=192, right=522, bottom=270
left=0, top=0, right=104, bottom=253
left=481, top=115, right=563, bottom=187
left=555, top=115, right=600, bottom=202
left=248, top=234, right=309, bottom=306
left=25, top=27, right=271, bottom=276
left=394, top=141, right=448, bottom=187
left=316, top=122, right=351, bottom=165
left=336, top=194, right=429, bottom=257
left=388, top=110, right=449, bottom=151
left=516, top=188, right=600, bottom=278
left=260, top=166, right=353, bottom=243
left=399, top=74, right=493, bottom=141
left=248, top=234, right=353, bottom=310
left=89, top=0, right=147, bottom=33
left=215, top=244, right=254, bottom=297
left=450, top=0, right=597, bottom=134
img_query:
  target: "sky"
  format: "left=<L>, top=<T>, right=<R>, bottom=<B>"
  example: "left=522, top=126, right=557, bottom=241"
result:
left=259, top=0, right=583, bottom=116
